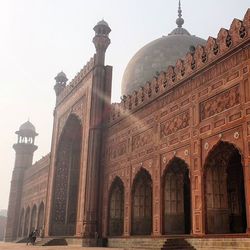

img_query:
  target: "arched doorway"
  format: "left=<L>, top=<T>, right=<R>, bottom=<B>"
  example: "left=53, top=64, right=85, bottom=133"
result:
left=18, top=209, right=24, bottom=237
left=30, top=205, right=37, bottom=231
left=51, top=114, right=82, bottom=236
left=108, top=177, right=124, bottom=236
left=204, top=141, right=246, bottom=234
left=162, top=157, right=191, bottom=234
left=131, top=168, right=152, bottom=235
left=24, top=207, right=30, bottom=236
left=37, top=202, right=44, bottom=232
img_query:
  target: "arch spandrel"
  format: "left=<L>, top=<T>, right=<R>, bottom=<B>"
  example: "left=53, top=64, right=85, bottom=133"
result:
left=57, top=112, right=83, bottom=145
left=131, top=160, right=153, bottom=183
left=160, top=148, right=191, bottom=177
left=161, top=156, right=190, bottom=179
left=201, top=128, right=244, bottom=166
left=107, top=172, right=127, bottom=193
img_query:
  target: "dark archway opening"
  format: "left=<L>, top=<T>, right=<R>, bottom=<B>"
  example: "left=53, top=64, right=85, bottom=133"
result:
left=204, top=141, right=246, bottom=234
left=131, top=169, right=152, bottom=235
left=24, top=207, right=30, bottom=237
left=30, top=205, right=37, bottom=231
left=18, top=209, right=24, bottom=237
left=108, top=177, right=124, bottom=236
left=163, top=157, right=191, bottom=234
left=51, top=115, right=82, bottom=236
left=37, top=202, right=44, bottom=232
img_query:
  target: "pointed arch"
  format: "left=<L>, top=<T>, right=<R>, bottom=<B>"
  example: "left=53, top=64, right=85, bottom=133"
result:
left=162, top=157, right=191, bottom=234
left=24, top=206, right=30, bottom=236
left=51, top=114, right=82, bottom=236
left=204, top=141, right=246, bottom=234
left=108, top=176, right=124, bottom=236
left=18, top=208, right=24, bottom=237
left=131, top=168, right=152, bottom=235
left=37, top=202, right=45, bottom=231
left=30, top=204, right=37, bottom=231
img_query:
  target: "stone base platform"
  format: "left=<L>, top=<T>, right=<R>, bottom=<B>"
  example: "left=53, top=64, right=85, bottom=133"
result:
left=108, top=236, right=250, bottom=250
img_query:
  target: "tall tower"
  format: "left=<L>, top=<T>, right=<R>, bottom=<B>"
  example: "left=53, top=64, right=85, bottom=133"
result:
left=5, top=121, right=38, bottom=241
left=81, top=20, right=112, bottom=245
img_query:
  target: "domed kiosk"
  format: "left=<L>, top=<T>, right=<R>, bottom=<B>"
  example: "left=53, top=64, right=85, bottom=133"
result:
left=121, top=1, right=206, bottom=95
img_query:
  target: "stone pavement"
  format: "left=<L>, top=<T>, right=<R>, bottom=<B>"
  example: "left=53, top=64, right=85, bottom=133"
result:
left=0, top=242, right=124, bottom=250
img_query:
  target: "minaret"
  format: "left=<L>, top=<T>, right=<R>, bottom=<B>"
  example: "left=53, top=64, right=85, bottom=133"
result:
left=81, top=20, right=112, bottom=244
left=5, top=121, right=38, bottom=241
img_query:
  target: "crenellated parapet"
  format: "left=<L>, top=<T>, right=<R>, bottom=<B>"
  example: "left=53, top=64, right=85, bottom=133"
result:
left=31, top=153, right=50, bottom=169
left=56, top=56, right=96, bottom=105
left=109, top=9, right=250, bottom=124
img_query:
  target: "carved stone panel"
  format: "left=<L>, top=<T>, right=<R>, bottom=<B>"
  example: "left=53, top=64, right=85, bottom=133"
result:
left=108, top=141, right=127, bottom=161
left=200, top=85, right=240, bottom=121
left=160, top=110, right=190, bottom=138
left=132, top=128, right=153, bottom=151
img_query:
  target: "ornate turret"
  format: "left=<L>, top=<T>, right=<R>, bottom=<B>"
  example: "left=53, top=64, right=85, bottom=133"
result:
left=92, top=20, right=111, bottom=65
left=13, top=120, right=38, bottom=164
left=5, top=121, right=38, bottom=241
left=54, top=71, right=68, bottom=96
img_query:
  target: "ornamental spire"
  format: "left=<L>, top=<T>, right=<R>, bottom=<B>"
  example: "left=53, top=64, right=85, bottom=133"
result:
left=176, top=0, right=184, bottom=28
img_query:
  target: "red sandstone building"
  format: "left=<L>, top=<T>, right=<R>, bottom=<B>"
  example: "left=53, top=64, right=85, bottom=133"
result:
left=5, top=4, right=250, bottom=249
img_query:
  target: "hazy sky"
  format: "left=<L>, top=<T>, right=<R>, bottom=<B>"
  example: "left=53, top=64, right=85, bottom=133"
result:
left=0, top=0, right=249, bottom=209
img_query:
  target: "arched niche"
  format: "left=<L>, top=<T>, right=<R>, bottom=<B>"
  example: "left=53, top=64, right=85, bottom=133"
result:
left=51, top=114, right=82, bottom=236
left=18, top=208, right=24, bottom=237
left=24, top=207, right=30, bottom=236
left=30, top=205, right=37, bottom=231
left=37, top=202, right=45, bottom=232
left=131, top=168, right=152, bottom=235
left=162, top=157, right=191, bottom=234
left=204, top=141, right=246, bottom=234
left=108, top=177, right=124, bottom=236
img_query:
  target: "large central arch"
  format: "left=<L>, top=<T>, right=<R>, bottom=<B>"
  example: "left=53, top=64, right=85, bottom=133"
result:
left=131, top=168, right=152, bottom=235
left=204, top=141, right=246, bottom=234
left=162, top=157, right=191, bottom=234
left=51, top=114, right=82, bottom=236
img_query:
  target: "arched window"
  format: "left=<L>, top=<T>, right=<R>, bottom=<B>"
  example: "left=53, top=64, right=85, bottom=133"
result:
left=24, top=207, right=30, bottom=236
left=204, top=141, right=246, bottom=234
left=51, top=114, right=82, bottom=236
left=18, top=209, right=24, bottom=237
left=163, top=157, right=190, bottom=234
left=37, top=202, right=45, bottom=231
left=131, top=169, right=152, bottom=235
left=30, top=205, right=37, bottom=231
left=108, top=177, right=124, bottom=236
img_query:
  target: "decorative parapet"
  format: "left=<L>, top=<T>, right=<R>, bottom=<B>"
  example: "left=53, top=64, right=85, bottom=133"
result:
left=56, top=56, right=96, bottom=105
left=32, top=153, right=50, bottom=168
left=24, top=153, right=50, bottom=179
left=108, top=9, right=250, bottom=124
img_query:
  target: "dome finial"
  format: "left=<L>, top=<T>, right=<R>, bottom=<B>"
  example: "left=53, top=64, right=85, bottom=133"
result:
left=176, top=0, right=184, bottom=28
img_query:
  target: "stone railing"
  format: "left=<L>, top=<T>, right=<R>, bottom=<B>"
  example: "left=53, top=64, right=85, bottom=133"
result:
left=57, top=55, right=96, bottom=104
left=108, top=9, right=250, bottom=124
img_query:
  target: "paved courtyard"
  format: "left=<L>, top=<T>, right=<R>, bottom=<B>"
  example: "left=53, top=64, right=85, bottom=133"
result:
left=0, top=242, right=124, bottom=250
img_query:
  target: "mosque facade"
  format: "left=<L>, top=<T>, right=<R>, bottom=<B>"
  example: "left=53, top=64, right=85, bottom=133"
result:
left=4, top=5, right=250, bottom=249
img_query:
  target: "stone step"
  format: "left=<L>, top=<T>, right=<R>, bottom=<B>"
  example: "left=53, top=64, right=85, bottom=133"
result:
left=162, top=239, right=196, bottom=250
